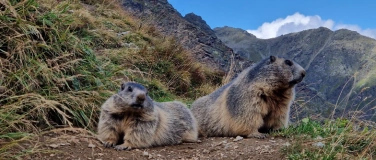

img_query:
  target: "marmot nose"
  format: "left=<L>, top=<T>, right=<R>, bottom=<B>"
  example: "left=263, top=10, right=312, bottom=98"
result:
left=136, top=94, right=146, bottom=104
left=301, top=71, right=306, bottom=78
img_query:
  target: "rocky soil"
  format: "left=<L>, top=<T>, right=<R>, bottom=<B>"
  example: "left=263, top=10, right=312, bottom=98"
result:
left=21, top=129, right=289, bottom=160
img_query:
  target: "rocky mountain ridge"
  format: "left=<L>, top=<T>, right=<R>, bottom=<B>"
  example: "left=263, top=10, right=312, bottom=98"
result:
left=215, top=26, right=376, bottom=120
left=121, top=0, right=252, bottom=73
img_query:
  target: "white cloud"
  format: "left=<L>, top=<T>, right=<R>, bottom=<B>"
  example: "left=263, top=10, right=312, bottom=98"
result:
left=247, top=12, right=376, bottom=40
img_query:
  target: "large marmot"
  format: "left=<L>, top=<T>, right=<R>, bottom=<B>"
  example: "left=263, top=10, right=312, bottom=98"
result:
left=97, top=82, right=198, bottom=150
left=191, top=56, right=306, bottom=138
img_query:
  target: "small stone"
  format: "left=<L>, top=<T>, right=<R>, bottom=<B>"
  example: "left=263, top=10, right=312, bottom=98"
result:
left=233, top=136, right=244, bottom=142
left=269, top=140, right=276, bottom=143
left=157, top=154, right=162, bottom=157
left=202, top=149, right=210, bottom=154
left=148, top=154, right=153, bottom=159
left=97, top=153, right=104, bottom=156
left=234, top=146, right=239, bottom=149
left=135, top=149, right=140, bottom=152
left=49, top=144, right=59, bottom=148
left=313, top=142, right=325, bottom=148
left=224, top=143, right=231, bottom=150
left=315, top=136, right=323, bottom=140
left=50, top=154, right=55, bottom=157
left=142, top=151, right=149, bottom=157
left=69, top=138, right=79, bottom=144
left=88, top=143, right=96, bottom=148
left=271, top=137, right=275, bottom=140
left=282, top=142, right=291, bottom=146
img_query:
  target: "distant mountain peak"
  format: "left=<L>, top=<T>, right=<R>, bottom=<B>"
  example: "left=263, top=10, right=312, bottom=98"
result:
left=183, top=13, right=213, bottom=34
left=214, top=26, right=376, bottom=121
left=214, top=26, right=257, bottom=39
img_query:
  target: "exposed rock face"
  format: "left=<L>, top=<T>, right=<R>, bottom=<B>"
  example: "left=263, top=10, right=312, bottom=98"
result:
left=215, top=26, right=376, bottom=121
left=121, top=0, right=252, bottom=73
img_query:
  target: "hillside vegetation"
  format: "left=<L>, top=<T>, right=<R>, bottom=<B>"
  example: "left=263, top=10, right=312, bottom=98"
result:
left=1, top=0, right=376, bottom=159
left=0, top=0, right=223, bottom=157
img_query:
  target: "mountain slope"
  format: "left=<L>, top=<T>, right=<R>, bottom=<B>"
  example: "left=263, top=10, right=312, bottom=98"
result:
left=121, top=0, right=252, bottom=73
left=2, top=1, right=376, bottom=159
left=215, top=26, right=376, bottom=120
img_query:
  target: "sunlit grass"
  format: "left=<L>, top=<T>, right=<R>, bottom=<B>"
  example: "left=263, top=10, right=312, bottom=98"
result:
left=3, top=0, right=376, bottom=160
left=0, top=0, right=222, bottom=159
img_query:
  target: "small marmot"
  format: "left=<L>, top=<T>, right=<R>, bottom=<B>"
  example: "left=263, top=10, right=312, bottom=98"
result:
left=191, top=56, right=306, bottom=138
left=97, top=82, right=198, bottom=150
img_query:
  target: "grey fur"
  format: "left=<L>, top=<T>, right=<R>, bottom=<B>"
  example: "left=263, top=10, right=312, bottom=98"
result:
left=97, top=82, right=198, bottom=150
left=191, top=56, right=306, bottom=138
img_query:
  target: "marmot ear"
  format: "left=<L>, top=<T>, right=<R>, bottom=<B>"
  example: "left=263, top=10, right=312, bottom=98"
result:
left=270, top=56, right=276, bottom=63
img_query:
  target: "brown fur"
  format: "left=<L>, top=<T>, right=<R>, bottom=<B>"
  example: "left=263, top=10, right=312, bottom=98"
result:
left=97, top=82, right=198, bottom=150
left=191, top=56, right=306, bottom=138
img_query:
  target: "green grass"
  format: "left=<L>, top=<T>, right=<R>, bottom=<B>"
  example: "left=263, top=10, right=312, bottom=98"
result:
left=274, top=118, right=376, bottom=159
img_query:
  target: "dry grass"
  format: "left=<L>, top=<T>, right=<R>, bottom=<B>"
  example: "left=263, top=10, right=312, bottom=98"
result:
left=3, top=0, right=376, bottom=160
left=279, top=75, right=376, bottom=159
left=277, top=117, right=376, bottom=159
left=0, top=0, right=222, bottom=158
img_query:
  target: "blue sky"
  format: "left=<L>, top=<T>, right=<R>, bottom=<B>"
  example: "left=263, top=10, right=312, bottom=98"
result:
left=168, top=0, right=376, bottom=39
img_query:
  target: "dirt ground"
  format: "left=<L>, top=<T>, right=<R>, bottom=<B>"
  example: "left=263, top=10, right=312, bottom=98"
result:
left=18, top=129, right=289, bottom=160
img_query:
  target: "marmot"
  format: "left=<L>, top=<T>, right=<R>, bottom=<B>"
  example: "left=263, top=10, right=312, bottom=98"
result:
left=97, top=82, right=198, bottom=150
left=191, top=56, right=306, bottom=138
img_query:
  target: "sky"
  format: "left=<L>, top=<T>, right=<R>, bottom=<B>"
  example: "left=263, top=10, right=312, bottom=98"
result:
left=168, top=0, right=376, bottom=39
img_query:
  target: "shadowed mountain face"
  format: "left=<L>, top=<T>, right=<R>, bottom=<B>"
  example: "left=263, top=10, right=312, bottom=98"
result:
left=121, top=0, right=252, bottom=73
left=215, top=26, right=376, bottom=121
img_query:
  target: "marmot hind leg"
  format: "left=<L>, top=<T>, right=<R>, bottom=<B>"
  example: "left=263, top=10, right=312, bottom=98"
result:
left=114, top=141, right=133, bottom=151
left=246, top=114, right=267, bottom=139
left=98, top=127, right=119, bottom=148
left=247, top=132, right=267, bottom=139
left=181, top=129, right=199, bottom=143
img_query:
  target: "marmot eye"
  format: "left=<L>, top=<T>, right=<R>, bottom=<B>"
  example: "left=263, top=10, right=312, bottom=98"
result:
left=285, top=60, right=293, bottom=66
left=127, top=86, right=133, bottom=92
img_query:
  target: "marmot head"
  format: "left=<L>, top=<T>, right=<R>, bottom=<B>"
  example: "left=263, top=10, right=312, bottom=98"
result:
left=113, top=82, right=153, bottom=112
left=247, top=56, right=306, bottom=89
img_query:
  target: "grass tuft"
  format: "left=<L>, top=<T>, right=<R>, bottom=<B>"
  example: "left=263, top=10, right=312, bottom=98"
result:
left=0, top=0, right=222, bottom=158
left=275, top=118, right=376, bottom=159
